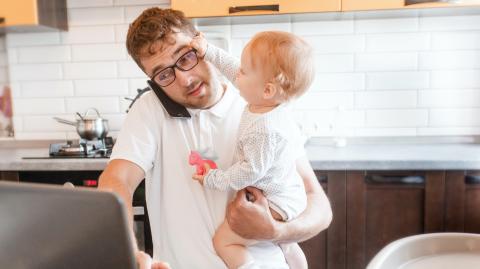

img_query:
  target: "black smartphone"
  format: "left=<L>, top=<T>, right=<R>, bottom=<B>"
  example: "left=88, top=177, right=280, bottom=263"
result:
left=147, top=80, right=191, bottom=118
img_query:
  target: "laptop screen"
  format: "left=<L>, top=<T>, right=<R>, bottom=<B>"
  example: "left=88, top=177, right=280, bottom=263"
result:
left=0, top=181, right=137, bottom=269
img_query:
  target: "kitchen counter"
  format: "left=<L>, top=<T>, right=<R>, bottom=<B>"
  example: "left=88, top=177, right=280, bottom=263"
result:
left=0, top=147, right=108, bottom=171
left=1, top=137, right=480, bottom=171
left=306, top=136, right=480, bottom=170
left=306, top=142, right=480, bottom=170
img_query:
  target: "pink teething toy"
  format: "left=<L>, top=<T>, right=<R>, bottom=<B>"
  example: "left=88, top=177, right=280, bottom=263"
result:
left=188, top=151, right=218, bottom=175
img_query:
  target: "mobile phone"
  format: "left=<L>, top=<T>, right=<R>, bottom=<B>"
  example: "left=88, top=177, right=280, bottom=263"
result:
left=147, top=80, right=191, bottom=118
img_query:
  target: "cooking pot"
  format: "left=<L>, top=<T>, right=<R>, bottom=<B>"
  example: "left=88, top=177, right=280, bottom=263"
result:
left=54, top=108, right=109, bottom=140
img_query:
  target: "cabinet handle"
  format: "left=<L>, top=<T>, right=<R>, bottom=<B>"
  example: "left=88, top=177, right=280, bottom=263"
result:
left=405, top=0, right=453, bottom=5
left=229, top=4, right=280, bottom=14
left=318, top=175, right=328, bottom=183
left=365, top=175, right=425, bottom=185
left=465, top=175, right=480, bottom=185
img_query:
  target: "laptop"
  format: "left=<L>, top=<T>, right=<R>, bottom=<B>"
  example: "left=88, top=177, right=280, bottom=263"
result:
left=0, top=181, right=137, bottom=269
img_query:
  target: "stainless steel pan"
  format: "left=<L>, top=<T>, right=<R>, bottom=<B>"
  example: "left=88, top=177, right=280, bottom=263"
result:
left=54, top=108, right=109, bottom=140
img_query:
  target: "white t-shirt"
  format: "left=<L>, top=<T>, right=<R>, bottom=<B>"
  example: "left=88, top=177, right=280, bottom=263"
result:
left=110, top=86, right=289, bottom=269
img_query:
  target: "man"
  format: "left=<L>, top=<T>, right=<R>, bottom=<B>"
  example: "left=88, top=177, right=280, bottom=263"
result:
left=98, top=7, right=332, bottom=269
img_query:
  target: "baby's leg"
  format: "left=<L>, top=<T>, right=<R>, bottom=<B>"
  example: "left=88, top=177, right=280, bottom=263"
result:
left=213, top=220, right=257, bottom=269
left=269, top=208, right=308, bottom=269
left=280, top=243, right=308, bottom=269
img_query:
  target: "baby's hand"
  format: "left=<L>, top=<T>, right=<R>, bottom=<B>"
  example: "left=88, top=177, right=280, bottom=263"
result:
left=191, top=32, right=208, bottom=58
left=192, top=162, right=213, bottom=185
left=192, top=173, right=205, bottom=185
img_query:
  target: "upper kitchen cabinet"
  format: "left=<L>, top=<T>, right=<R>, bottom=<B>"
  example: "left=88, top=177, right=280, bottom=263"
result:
left=171, top=0, right=341, bottom=18
left=342, top=0, right=480, bottom=11
left=0, top=0, right=67, bottom=32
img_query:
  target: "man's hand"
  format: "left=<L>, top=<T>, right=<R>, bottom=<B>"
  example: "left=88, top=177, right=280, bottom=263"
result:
left=136, top=251, right=170, bottom=269
left=226, top=187, right=278, bottom=240
left=226, top=156, right=333, bottom=244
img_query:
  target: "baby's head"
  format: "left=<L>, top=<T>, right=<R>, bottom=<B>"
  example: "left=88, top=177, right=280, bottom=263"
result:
left=242, top=31, right=315, bottom=104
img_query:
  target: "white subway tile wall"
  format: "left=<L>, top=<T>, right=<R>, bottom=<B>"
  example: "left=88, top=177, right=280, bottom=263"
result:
left=0, top=36, right=8, bottom=88
left=4, top=2, right=480, bottom=139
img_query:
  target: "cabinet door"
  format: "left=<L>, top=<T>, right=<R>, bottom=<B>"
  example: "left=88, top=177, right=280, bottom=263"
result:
left=0, top=0, right=67, bottom=31
left=0, top=0, right=38, bottom=26
left=0, top=171, right=19, bottom=181
left=346, top=171, right=445, bottom=269
left=299, top=171, right=347, bottom=269
left=445, top=170, right=480, bottom=233
left=172, top=0, right=341, bottom=18
left=342, top=0, right=480, bottom=11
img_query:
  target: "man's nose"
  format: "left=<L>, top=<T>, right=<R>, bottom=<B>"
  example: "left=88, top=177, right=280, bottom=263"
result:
left=175, top=68, right=193, bottom=87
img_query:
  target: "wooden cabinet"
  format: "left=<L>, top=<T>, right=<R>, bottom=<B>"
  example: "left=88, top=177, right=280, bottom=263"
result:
left=0, top=171, right=18, bottom=181
left=345, top=170, right=445, bottom=269
left=342, top=0, right=480, bottom=11
left=0, top=0, right=67, bottom=32
left=300, top=171, right=347, bottom=269
left=300, top=170, right=447, bottom=269
left=301, top=169, right=480, bottom=269
left=445, top=170, right=480, bottom=233
left=171, top=0, right=341, bottom=18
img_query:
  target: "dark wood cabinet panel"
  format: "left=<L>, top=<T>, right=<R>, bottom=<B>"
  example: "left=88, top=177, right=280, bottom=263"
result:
left=445, top=170, right=480, bottom=233
left=0, top=171, right=19, bottom=181
left=300, top=171, right=327, bottom=269
left=445, top=171, right=465, bottom=232
left=301, top=229, right=327, bottom=269
left=300, top=171, right=347, bottom=269
left=465, top=182, right=480, bottom=233
left=346, top=170, right=445, bottom=269
left=326, top=171, right=347, bottom=269
left=424, top=171, right=446, bottom=233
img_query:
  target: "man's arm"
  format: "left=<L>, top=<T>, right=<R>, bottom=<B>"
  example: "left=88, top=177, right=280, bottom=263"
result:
left=99, top=159, right=171, bottom=269
left=98, top=159, right=145, bottom=243
left=226, top=155, right=332, bottom=243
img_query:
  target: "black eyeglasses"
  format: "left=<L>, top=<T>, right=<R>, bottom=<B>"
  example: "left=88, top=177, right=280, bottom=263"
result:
left=151, top=49, right=199, bottom=87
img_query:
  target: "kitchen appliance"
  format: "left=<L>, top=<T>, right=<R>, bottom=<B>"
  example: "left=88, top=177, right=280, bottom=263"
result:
left=49, top=137, right=113, bottom=158
left=54, top=108, right=109, bottom=140
left=22, top=136, right=114, bottom=159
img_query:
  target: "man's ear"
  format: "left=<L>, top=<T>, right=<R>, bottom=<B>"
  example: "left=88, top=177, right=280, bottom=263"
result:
left=264, top=83, right=278, bottom=100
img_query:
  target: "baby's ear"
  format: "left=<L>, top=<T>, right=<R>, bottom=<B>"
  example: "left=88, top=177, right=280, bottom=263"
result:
left=264, top=83, right=278, bottom=100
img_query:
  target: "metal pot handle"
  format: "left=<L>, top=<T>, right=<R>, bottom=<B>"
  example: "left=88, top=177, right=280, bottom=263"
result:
left=53, top=117, right=76, bottom=126
left=84, top=108, right=102, bottom=119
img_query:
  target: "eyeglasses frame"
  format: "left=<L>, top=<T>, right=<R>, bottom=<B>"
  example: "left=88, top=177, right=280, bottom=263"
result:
left=150, top=49, right=200, bottom=87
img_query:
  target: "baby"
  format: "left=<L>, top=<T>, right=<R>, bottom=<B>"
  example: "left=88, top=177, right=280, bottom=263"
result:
left=191, top=31, right=315, bottom=269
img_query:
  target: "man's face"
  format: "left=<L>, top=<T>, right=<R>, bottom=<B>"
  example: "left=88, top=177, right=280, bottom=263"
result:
left=140, top=32, right=223, bottom=109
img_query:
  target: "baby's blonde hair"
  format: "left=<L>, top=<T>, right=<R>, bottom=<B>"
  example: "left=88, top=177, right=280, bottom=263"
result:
left=246, top=31, right=315, bottom=100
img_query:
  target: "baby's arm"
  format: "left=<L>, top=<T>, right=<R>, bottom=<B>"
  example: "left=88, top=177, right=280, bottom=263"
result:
left=202, top=132, right=279, bottom=191
left=191, top=33, right=240, bottom=86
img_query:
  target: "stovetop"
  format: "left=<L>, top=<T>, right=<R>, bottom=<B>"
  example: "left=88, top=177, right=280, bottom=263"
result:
left=22, top=137, right=113, bottom=159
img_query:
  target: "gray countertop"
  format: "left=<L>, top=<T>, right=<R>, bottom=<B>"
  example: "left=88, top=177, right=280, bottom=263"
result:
left=1, top=137, right=480, bottom=171
left=306, top=143, right=480, bottom=170
left=0, top=147, right=108, bottom=171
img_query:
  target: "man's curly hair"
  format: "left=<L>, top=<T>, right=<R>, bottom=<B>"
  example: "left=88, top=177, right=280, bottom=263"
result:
left=126, top=8, right=197, bottom=70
